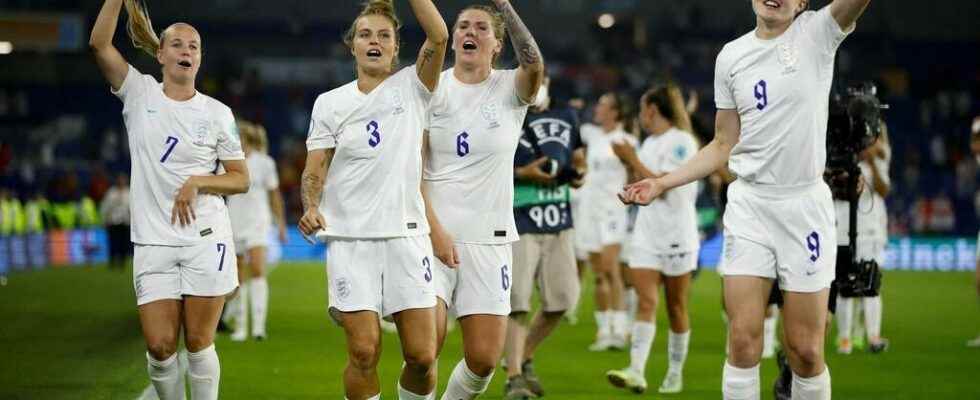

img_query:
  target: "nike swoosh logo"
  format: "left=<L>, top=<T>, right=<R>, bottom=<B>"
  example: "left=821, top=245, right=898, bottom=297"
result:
left=805, top=270, right=817, bottom=276
left=147, top=109, right=157, bottom=114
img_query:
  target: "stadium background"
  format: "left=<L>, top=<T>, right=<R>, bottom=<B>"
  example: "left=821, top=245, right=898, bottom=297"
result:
left=1, top=0, right=979, bottom=398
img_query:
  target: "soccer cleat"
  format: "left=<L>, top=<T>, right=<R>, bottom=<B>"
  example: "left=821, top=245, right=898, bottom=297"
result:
left=503, top=375, right=536, bottom=400
left=606, top=368, right=647, bottom=394
left=562, top=310, right=579, bottom=325
left=254, top=333, right=267, bottom=342
left=379, top=319, right=397, bottom=334
left=967, top=335, right=980, bottom=348
left=853, top=334, right=866, bottom=352
left=589, top=335, right=614, bottom=352
left=521, top=359, right=544, bottom=397
left=216, top=319, right=231, bottom=333
left=869, top=338, right=889, bottom=354
left=658, top=371, right=683, bottom=394
left=230, top=329, right=248, bottom=342
left=608, top=334, right=628, bottom=351
left=836, top=338, right=852, bottom=355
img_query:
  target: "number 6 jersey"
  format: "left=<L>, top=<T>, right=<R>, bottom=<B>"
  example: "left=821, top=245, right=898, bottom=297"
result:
left=714, top=6, right=853, bottom=186
left=423, top=68, right=529, bottom=244
left=113, top=65, right=243, bottom=246
left=307, top=66, right=433, bottom=239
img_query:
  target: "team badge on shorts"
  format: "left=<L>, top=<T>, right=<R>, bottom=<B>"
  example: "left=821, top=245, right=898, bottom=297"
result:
left=335, top=277, right=352, bottom=300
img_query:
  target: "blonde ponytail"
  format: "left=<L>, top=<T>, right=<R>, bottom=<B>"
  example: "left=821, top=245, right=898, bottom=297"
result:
left=643, top=80, right=696, bottom=144
left=123, top=0, right=160, bottom=58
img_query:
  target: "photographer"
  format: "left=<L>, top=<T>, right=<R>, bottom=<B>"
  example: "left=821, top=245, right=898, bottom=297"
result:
left=833, top=121, right=891, bottom=355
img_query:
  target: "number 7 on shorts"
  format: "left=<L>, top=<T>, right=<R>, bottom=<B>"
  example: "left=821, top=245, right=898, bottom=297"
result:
left=216, top=243, right=227, bottom=271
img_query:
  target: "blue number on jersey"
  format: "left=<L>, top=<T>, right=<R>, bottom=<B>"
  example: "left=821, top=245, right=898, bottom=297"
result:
left=367, top=120, right=382, bottom=148
left=456, top=132, right=470, bottom=157
left=160, top=136, right=179, bottom=163
left=754, top=80, right=769, bottom=111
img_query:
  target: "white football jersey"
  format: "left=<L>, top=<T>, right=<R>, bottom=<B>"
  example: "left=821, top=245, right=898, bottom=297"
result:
left=307, top=66, right=432, bottom=239
left=228, top=152, right=279, bottom=232
left=715, top=6, right=853, bottom=186
left=632, top=128, right=700, bottom=253
left=113, top=65, right=243, bottom=246
left=424, top=68, right=528, bottom=244
left=581, top=123, right=637, bottom=209
left=835, top=144, right=891, bottom=245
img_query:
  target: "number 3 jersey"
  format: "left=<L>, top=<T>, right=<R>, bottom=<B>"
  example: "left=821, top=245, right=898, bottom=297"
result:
left=113, top=65, right=244, bottom=246
left=513, top=107, right=583, bottom=235
left=714, top=6, right=853, bottom=186
left=307, top=66, right=432, bottom=239
left=424, top=68, right=529, bottom=244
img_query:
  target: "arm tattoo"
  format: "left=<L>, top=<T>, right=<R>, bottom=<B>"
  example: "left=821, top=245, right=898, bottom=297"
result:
left=496, top=1, right=541, bottom=67
left=418, top=46, right=436, bottom=71
left=300, top=153, right=329, bottom=212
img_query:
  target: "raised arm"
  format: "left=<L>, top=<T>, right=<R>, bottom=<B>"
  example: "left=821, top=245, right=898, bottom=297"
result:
left=89, top=0, right=130, bottom=90
left=829, top=0, right=872, bottom=30
left=409, top=0, right=449, bottom=92
left=298, top=149, right=333, bottom=236
left=493, top=0, right=544, bottom=104
left=621, top=109, right=740, bottom=205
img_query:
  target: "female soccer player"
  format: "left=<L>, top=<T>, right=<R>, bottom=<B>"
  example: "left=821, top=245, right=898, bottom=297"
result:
left=621, top=1, right=873, bottom=398
left=606, top=81, right=698, bottom=395
left=90, top=1, right=249, bottom=399
left=299, top=1, right=447, bottom=399
left=226, top=121, right=285, bottom=342
left=422, top=1, right=543, bottom=398
left=581, top=92, right=636, bottom=351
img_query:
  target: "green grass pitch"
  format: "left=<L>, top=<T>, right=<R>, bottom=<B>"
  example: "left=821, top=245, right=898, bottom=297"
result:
left=1, top=263, right=979, bottom=399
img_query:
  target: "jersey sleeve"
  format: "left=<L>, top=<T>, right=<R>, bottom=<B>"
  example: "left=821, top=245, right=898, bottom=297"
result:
left=713, top=48, right=736, bottom=110
left=264, top=156, right=280, bottom=190
left=215, top=108, right=245, bottom=161
left=800, top=7, right=854, bottom=56
left=403, top=65, right=435, bottom=108
left=501, top=69, right=527, bottom=108
left=580, top=123, right=595, bottom=146
left=306, top=94, right=337, bottom=151
left=111, top=64, right=154, bottom=107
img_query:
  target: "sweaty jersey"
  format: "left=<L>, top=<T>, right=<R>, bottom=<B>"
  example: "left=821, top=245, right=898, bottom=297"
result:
left=633, top=128, right=700, bottom=253
left=307, top=66, right=432, bottom=239
left=715, top=6, right=853, bottom=186
left=228, top=152, right=279, bottom=232
left=113, top=65, right=243, bottom=246
left=580, top=123, right=637, bottom=209
left=513, top=106, right=582, bottom=234
left=424, top=68, right=529, bottom=244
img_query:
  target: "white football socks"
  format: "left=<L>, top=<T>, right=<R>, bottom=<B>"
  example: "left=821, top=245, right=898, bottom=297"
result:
left=440, top=360, right=491, bottom=400
left=722, top=362, right=759, bottom=400
left=792, top=366, right=831, bottom=400
left=187, top=344, right=220, bottom=400
left=667, top=330, right=690, bottom=374
left=147, top=352, right=184, bottom=400
left=864, top=295, right=882, bottom=340
left=248, top=277, right=269, bottom=337
left=629, top=321, right=656, bottom=374
left=835, top=296, right=853, bottom=342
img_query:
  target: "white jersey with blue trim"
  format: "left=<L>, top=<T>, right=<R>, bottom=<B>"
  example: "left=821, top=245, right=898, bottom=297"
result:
left=113, top=65, right=243, bottom=246
left=424, top=68, right=529, bottom=244
left=307, top=66, right=432, bottom=239
left=714, top=6, right=853, bottom=186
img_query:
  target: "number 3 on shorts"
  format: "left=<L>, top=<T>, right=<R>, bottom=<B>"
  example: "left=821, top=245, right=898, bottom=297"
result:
left=216, top=243, right=227, bottom=271
left=422, top=256, right=432, bottom=283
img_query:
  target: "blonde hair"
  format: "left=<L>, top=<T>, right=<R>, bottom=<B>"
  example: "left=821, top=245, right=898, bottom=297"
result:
left=123, top=0, right=161, bottom=57
left=238, top=120, right=270, bottom=153
left=643, top=80, right=696, bottom=142
left=457, top=5, right=507, bottom=65
left=344, top=0, right=402, bottom=71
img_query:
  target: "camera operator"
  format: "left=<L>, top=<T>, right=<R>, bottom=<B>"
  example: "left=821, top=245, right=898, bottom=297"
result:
left=833, top=120, right=891, bottom=355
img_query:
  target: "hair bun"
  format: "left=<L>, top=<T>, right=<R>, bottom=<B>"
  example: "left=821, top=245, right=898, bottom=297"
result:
left=363, top=0, right=396, bottom=14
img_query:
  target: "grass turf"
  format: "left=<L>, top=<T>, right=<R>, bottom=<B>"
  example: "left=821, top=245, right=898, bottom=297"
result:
left=1, top=263, right=978, bottom=399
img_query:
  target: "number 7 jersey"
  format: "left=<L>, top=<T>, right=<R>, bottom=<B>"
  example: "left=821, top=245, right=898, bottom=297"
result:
left=113, top=65, right=243, bottom=246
